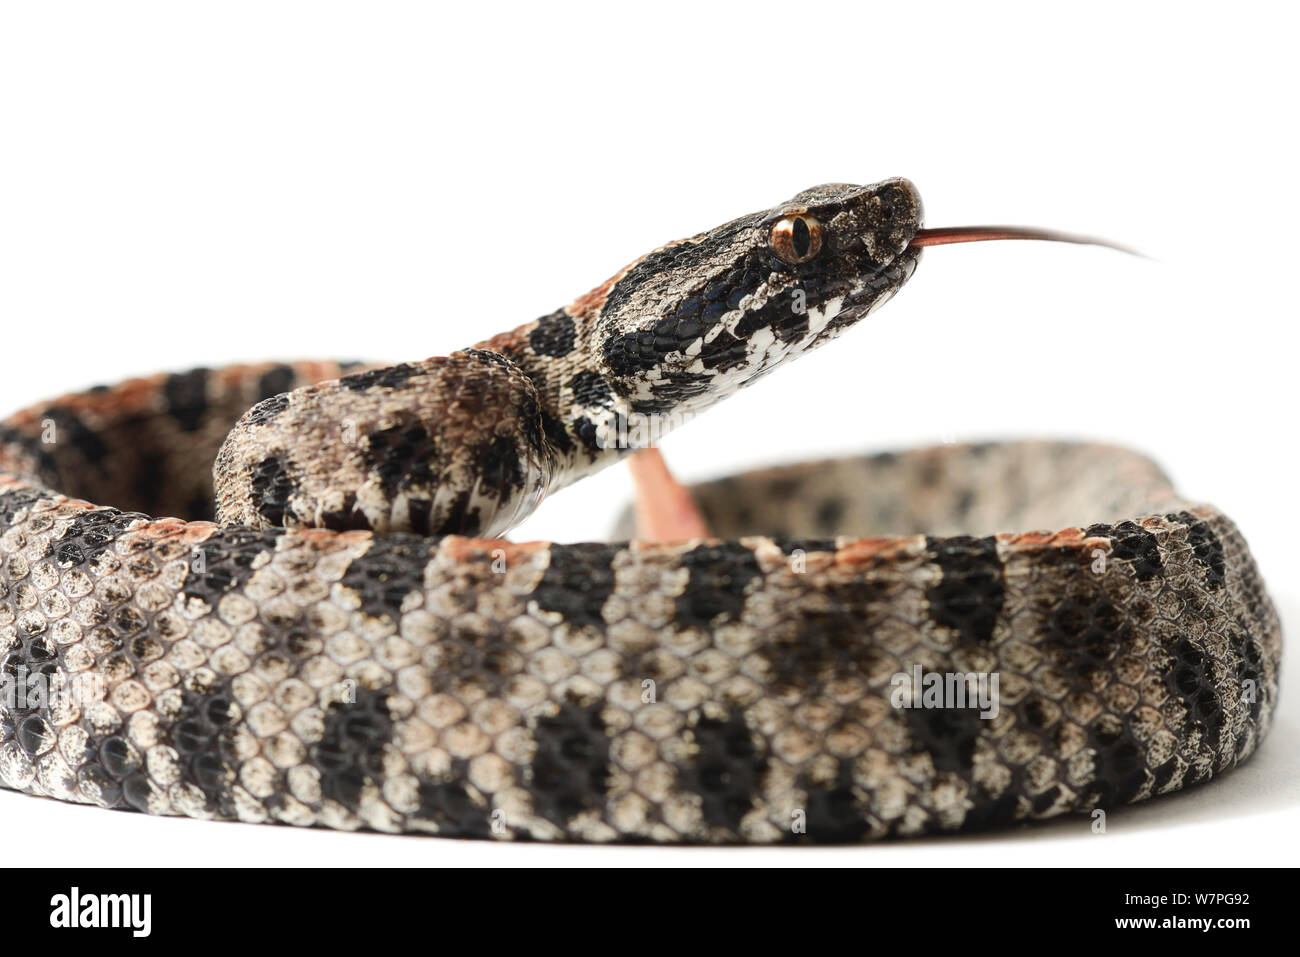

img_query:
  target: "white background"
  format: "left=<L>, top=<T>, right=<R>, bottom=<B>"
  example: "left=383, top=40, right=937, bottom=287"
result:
left=0, top=2, right=1295, bottom=867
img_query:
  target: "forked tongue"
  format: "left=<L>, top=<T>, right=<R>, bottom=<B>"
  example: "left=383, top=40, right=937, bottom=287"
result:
left=910, top=226, right=1138, bottom=256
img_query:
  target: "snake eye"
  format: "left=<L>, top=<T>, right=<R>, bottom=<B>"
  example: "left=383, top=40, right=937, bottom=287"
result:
left=769, top=214, right=824, bottom=264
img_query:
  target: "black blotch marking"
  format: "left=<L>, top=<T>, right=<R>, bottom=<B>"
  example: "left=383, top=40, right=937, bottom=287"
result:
left=1166, top=634, right=1226, bottom=750
left=1085, top=521, right=1162, bottom=581
left=679, top=709, right=767, bottom=834
left=1152, top=758, right=1180, bottom=792
left=54, top=508, right=149, bottom=568
left=319, top=491, right=372, bottom=533
left=1087, top=716, right=1147, bottom=806
left=163, top=368, right=210, bottom=432
left=416, top=759, right=492, bottom=838
left=339, top=534, right=432, bottom=620
left=514, top=389, right=545, bottom=463
left=477, top=434, right=526, bottom=497
left=1021, top=696, right=1058, bottom=731
left=183, top=526, right=286, bottom=602
left=569, top=371, right=613, bottom=409
left=796, top=760, right=869, bottom=842
left=362, top=423, right=437, bottom=497
left=528, top=310, right=577, bottom=358
left=1166, top=510, right=1226, bottom=587
left=531, top=544, right=620, bottom=630
left=165, top=686, right=243, bottom=816
left=572, top=416, right=600, bottom=454
left=905, top=705, right=984, bottom=774
left=440, top=490, right=483, bottom=536
left=341, top=363, right=424, bottom=392
left=88, top=682, right=246, bottom=814
left=539, top=408, right=574, bottom=456
left=925, top=536, right=1005, bottom=645
left=41, top=409, right=110, bottom=465
left=674, top=543, right=762, bottom=629
left=1044, top=591, right=1128, bottom=681
left=1031, top=784, right=1063, bottom=814
left=311, top=687, right=395, bottom=813
left=426, top=614, right=518, bottom=698
left=758, top=545, right=884, bottom=693
left=250, top=455, right=296, bottom=527
left=528, top=700, right=610, bottom=827
left=407, top=499, right=432, bottom=536
left=257, top=364, right=297, bottom=400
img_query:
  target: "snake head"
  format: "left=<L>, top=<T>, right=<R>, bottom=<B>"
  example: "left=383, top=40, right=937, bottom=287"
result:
left=593, top=177, right=924, bottom=424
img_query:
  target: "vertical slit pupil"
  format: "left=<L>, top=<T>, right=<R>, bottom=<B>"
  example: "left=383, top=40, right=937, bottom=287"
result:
left=792, top=218, right=811, bottom=258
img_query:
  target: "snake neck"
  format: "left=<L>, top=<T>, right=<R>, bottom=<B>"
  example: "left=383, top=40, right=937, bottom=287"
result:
left=469, top=315, right=668, bottom=496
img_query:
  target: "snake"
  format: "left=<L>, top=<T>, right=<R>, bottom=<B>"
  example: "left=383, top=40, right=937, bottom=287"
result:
left=0, top=177, right=1280, bottom=843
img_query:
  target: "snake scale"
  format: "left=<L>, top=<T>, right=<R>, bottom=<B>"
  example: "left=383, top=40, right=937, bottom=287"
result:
left=0, top=178, right=1281, bottom=843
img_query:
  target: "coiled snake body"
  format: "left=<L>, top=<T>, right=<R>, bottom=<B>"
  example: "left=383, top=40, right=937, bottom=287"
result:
left=0, top=179, right=1280, bottom=842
